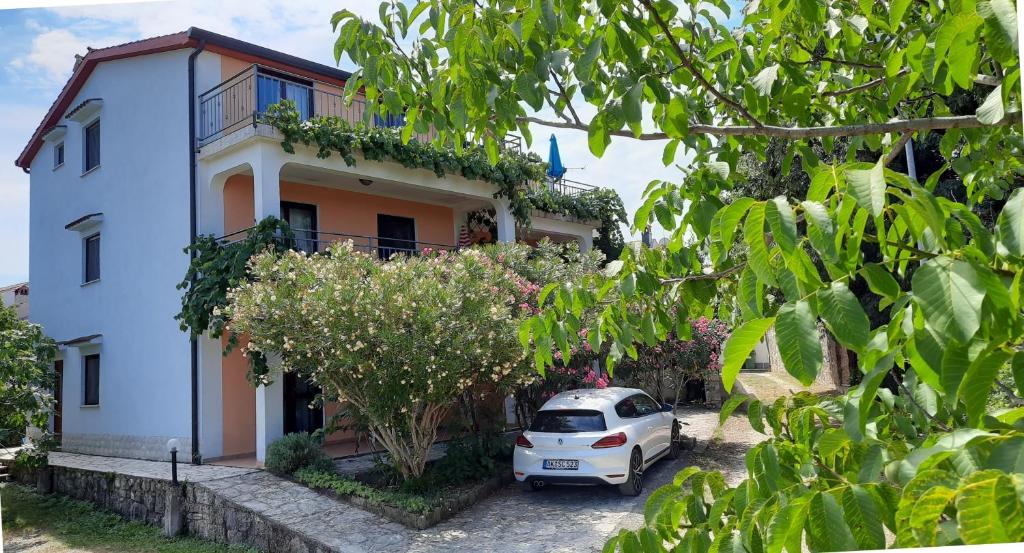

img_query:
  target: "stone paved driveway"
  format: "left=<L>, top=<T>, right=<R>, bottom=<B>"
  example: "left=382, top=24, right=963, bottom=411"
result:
left=34, top=407, right=761, bottom=553
left=405, top=407, right=762, bottom=553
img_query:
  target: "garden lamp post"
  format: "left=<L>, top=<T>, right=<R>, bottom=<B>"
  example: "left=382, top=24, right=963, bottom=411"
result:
left=166, top=439, right=180, bottom=484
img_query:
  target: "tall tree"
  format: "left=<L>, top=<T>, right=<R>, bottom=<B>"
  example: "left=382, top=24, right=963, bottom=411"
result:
left=331, top=0, right=1024, bottom=548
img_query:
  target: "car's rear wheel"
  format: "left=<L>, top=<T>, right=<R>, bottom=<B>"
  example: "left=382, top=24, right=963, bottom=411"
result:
left=618, top=448, right=644, bottom=496
left=669, top=421, right=682, bottom=459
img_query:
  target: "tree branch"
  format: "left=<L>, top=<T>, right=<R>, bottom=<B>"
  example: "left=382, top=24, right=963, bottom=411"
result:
left=517, top=111, right=1022, bottom=140
left=638, top=0, right=763, bottom=127
left=822, top=70, right=908, bottom=98
left=884, top=132, right=913, bottom=166
left=549, top=69, right=583, bottom=126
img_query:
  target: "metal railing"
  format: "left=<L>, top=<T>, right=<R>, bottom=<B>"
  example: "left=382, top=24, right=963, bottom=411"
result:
left=218, top=227, right=458, bottom=261
left=198, top=65, right=437, bottom=145
left=544, top=177, right=598, bottom=198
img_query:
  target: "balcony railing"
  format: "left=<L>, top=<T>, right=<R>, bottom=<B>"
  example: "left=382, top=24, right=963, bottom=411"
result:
left=197, top=65, right=437, bottom=145
left=543, top=177, right=597, bottom=198
left=218, top=227, right=458, bottom=261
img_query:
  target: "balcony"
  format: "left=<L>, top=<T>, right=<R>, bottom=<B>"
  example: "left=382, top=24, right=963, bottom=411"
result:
left=198, top=64, right=438, bottom=146
left=218, top=226, right=458, bottom=261
left=198, top=64, right=599, bottom=201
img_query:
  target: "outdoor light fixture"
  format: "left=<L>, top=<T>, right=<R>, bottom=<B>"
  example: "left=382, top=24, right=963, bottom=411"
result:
left=359, top=178, right=373, bottom=186
left=166, top=438, right=181, bottom=484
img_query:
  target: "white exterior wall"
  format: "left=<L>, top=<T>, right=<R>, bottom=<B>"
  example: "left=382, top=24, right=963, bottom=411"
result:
left=28, top=49, right=195, bottom=460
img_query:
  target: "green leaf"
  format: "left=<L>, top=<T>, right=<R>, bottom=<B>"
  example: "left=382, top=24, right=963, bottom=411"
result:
left=775, top=300, right=822, bottom=386
left=721, top=317, right=776, bottom=392
left=751, top=64, right=780, bottom=95
left=514, top=73, right=543, bottom=111
left=941, top=341, right=971, bottom=399
left=889, top=0, right=912, bottom=30
left=998, top=187, right=1024, bottom=256
left=911, top=256, right=986, bottom=343
left=588, top=112, right=611, bottom=156
left=987, top=436, right=1024, bottom=473
left=765, top=196, right=798, bottom=254
left=977, top=84, right=1006, bottom=125
left=959, top=349, right=1012, bottom=426
left=860, top=263, right=901, bottom=300
left=909, top=485, right=956, bottom=546
left=718, top=393, right=749, bottom=426
left=744, top=203, right=777, bottom=286
left=719, top=198, right=755, bottom=255
left=747, top=399, right=765, bottom=434
left=978, top=0, right=1019, bottom=61
left=956, top=471, right=1024, bottom=544
left=844, top=485, right=886, bottom=549
left=846, top=158, right=887, bottom=217
left=766, top=495, right=809, bottom=553
left=807, top=491, right=858, bottom=552
left=623, top=82, right=643, bottom=135
left=819, top=281, right=871, bottom=352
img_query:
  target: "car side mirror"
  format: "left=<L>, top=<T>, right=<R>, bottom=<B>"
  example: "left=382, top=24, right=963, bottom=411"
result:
left=661, top=403, right=674, bottom=412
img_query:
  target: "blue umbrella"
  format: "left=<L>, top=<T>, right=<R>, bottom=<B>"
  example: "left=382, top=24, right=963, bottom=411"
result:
left=547, top=134, right=567, bottom=180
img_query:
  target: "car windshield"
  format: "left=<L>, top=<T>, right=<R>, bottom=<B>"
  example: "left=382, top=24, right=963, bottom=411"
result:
left=530, top=409, right=607, bottom=433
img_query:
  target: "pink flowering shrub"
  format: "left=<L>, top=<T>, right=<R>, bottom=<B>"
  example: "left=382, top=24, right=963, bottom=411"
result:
left=616, top=316, right=730, bottom=406
left=226, top=243, right=532, bottom=479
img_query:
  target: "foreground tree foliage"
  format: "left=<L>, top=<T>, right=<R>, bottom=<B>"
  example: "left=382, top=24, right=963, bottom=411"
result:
left=332, top=0, right=1024, bottom=549
left=0, top=305, right=55, bottom=447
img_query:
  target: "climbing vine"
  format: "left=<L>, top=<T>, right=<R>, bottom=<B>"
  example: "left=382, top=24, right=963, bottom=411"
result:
left=176, top=216, right=294, bottom=380
left=263, top=101, right=626, bottom=258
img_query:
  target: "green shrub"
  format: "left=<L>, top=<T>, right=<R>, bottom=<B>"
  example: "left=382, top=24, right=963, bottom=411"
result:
left=430, top=433, right=512, bottom=484
left=264, top=432, right=334, bottom=476
left=293, top=467, right=435, bottom=514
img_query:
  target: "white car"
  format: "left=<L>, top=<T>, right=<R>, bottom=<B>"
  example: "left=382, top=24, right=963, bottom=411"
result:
left=513, top=387, right=683, bottom=496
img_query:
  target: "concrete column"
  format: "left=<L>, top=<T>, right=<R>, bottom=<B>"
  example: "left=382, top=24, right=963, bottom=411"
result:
left=255, top=354, right=284, bottom=463
left=197, top=335, right=223, bottom=461
left=578, top=231, right=594, bottom=253
left=253, top=149, right=283, bottom=464
left=252, top=147, right=282, bottom=222
left=492, top=200, right=517, bottom=243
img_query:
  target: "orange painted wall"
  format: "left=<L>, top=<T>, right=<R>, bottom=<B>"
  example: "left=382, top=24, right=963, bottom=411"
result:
left=221, top=176, right=455, bottom=245
left=219, top=175, right=455, bottom=452
left=220, top=54, right=251, bottom=81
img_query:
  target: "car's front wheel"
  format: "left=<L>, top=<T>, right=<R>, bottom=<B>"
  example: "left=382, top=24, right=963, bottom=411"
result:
left=618, top=448, right=644, bottom=496
left=669, top=421, right=682, bottom=459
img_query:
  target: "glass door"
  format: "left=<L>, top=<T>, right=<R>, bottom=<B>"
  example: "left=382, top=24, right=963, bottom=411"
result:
left=281, top=202, right=318, bottom=253
left=377, top=214, right=416, bottom=259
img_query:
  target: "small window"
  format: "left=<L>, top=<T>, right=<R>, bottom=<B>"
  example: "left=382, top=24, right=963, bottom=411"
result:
left=529, top=409, right=607, bottom=433
left=632, top=394, right=661, bottom=416
left=83, top=354, right=100, bottom=406
left=54, top=142, right=64, bottom=168
left=84, top=233, right=100, bottom=283
left=84, top=119, right=100, bottom=172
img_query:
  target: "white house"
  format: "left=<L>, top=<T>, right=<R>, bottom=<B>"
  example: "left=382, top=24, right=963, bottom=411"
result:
left=0, top=282, right=29, bottom=320
left=17, top=28, right=604, bottom=464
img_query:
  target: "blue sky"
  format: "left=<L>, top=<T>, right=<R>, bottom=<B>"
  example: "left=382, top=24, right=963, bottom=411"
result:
left=0, top=0, right=743, bottom=287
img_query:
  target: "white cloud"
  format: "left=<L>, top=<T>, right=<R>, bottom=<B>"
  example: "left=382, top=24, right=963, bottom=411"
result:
left=8, top=28, right=92, bottom=86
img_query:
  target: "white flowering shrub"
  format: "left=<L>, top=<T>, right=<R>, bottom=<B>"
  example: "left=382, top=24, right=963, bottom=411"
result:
left=227, top=243, right=534, bottom=479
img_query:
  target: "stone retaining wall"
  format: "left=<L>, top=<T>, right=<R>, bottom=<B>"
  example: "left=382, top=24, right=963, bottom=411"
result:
left=49, top=465, right=173, bottom=527
left=17, top=465, right=334, bottom=553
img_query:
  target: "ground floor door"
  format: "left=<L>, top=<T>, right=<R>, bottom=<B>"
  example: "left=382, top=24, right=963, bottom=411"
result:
left=53, top=360, right=63, bottom=440
left=283, top=372, right=323, bottom=435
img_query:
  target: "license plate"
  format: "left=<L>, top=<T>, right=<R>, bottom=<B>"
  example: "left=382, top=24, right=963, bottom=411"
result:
left=543, top=459, right=579, bottom=470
